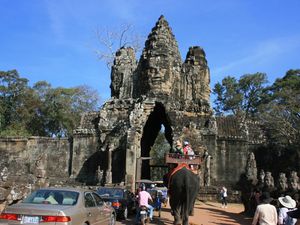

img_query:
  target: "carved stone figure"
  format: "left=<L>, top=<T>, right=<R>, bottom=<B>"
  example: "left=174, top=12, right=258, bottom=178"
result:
left=278, top=173, right=288, bottom=191
left=263, top=171, right=275, bottom=193
left=245, top=152, right=257, bottom=185
left=257, top=169, right=265, bottom=190
left=0, top=166, right=8, bottom=182
left=288, top=171, right=300, bottom=192
left=203, top=152, right=211, bottom=187
left=275, top=172, right=288, bottom=197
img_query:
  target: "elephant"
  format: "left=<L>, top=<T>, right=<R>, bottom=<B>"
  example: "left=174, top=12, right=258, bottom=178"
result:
left=164, top=165, right=200, bottom=225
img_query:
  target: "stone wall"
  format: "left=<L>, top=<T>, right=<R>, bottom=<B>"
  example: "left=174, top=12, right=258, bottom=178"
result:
left=0, top=137, right=70, bottom=180
left=0, top=137, right=70, bottom=205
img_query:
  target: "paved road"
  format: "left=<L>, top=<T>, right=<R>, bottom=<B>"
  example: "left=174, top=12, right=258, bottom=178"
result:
left=116, top=201, right=253, bottom=225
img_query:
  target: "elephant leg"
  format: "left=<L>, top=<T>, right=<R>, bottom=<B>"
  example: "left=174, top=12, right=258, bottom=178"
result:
left=170, top=197, right=182, bottom=225
left=182, top=201, right=190, bottom=225
left=173, top=207, right=182, bottom=225
left=182, top=213, right=189, bottom=225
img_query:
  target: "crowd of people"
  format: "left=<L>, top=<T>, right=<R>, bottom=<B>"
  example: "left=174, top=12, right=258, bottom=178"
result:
left=250, top=191, right=300, bottom=225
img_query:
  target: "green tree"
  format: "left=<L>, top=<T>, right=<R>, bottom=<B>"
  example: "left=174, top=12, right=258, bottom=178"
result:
left=213, top=72, right=267, bottom=123
left=0, top=70, right=101, bottom=138
left=258, top=69, right=300, bottom=146
left=37, top=85, right=100, bottom=137
left=150, top=131, right=170, bottom=165
left=0, top=70, right=32, bottom=136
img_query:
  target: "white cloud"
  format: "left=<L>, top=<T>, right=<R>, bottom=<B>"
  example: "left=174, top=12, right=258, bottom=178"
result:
left=211, top=35, right=300, bottom=77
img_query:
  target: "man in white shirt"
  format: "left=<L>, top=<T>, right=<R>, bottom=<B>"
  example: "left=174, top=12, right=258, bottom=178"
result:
left=251, top=192, right=278, bottom=225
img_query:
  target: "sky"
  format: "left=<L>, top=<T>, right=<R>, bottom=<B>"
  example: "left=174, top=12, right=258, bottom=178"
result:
left=1, top=0, right=300, bottom=103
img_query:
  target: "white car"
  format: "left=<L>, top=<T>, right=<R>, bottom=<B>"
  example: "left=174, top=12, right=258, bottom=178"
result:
left=0, top=187, right=116, bottom=225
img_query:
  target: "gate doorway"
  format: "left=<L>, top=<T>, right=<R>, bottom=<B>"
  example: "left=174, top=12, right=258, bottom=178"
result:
left=138, top=102, right=172, bottom=181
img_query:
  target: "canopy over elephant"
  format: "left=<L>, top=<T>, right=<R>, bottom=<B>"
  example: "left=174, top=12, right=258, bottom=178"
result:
left=164, top=164, right=200, bottom=225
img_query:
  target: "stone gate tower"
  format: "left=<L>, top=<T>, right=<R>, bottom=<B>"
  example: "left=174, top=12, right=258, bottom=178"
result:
left=72, top=16, right=249, bottom=190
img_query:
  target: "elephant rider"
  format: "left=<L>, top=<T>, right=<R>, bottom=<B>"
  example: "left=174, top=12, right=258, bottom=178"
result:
left=136, top=183, right=154, bottom=222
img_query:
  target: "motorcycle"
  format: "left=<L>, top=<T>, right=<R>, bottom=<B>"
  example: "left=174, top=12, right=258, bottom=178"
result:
left=139, top=205, right=149, bottom=225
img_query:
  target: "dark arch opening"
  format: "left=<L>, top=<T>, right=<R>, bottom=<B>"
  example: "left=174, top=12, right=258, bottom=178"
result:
left=140, top=102, right=173, bottom=179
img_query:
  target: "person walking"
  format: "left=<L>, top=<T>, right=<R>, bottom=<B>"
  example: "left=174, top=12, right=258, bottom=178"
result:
left=251, top=192, right=278, bottom=225
left=220, top=186, right=228, bottom=208
left=278, top=195, right=297, bottom=225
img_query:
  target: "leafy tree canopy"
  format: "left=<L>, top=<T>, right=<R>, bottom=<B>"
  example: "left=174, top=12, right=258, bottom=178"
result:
left=213, top=72, right=267, bottom=122
left=0, top=70, right=101, bottom=138
left=258, top=69, right=300, bottom=147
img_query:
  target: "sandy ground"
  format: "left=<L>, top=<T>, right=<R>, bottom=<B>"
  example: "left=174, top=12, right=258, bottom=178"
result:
left=116, top=201, right=253, bottom=225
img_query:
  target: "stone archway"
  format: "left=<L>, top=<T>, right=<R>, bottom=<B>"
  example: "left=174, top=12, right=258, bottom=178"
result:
left=140, top=102, right=173, bottom=180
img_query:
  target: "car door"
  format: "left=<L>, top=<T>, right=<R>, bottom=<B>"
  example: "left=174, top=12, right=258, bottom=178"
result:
left=84, top=192, right=102, bottom=225
left=92, top=192, right=110, bottom=224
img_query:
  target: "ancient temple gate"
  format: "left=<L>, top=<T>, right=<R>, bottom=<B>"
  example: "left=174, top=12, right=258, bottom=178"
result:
left=72, top=16, right=248, bottom=191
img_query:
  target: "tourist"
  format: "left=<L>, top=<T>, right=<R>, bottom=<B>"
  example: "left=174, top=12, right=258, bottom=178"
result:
left=251, top=192, right=277, bottom=225
left=278, top=195, right=297, bottom=225
left=173, top=140, right=184, bottom=155
left=220, top=186, right=228, bottom=208
left=183, top=141, right=196, bottom=169
left=183, top=141, right=194, bottom=156
left=135, top=183, right=154, bottom=222
left=287, top=208, right=300, bottom=225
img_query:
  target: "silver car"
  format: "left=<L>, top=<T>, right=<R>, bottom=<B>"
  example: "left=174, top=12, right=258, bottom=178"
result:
left=0, top=187, right=116, bottom=225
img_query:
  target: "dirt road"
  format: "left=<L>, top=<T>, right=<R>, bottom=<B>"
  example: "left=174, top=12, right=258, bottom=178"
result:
left=116, top=201, right=253, bottom=225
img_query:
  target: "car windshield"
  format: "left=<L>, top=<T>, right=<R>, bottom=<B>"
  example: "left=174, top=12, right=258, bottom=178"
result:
left=97, top=188, right=124, bottom=198
left=22, top=190, right=79, bottom=205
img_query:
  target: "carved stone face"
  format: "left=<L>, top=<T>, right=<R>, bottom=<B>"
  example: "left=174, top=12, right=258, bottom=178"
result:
left=265, top=172, right=274, bottom=187
left=289, top=171, right=300, bottom=191
left=290, top=179, right=299, bottom=191
left=278, top=173, right=288, bottom=190
left=259, top=170, right=265, bottom=182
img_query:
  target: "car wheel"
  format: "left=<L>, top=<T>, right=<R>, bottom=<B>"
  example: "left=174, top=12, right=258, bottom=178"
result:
left=122, top=207, right=128, bottom=220
left=109, top=213, right=116, bottom=225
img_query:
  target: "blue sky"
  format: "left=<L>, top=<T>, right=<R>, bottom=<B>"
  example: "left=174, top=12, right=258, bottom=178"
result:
left=1, top=0, right=300, bottom=103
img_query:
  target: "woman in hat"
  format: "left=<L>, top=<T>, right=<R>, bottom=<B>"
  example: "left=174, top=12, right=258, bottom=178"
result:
left=251, top=192, right=277, bottom=225
left=278, top=195, right=297, bottom=225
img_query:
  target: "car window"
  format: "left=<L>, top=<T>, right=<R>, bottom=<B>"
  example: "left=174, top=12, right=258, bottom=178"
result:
left=22, top=190, right=79, bottom=206
left=97, top=188, right=124, bottom=198
left=85, top=193, right=96, bottom=207
left=92, top=193, right=104, bottom=206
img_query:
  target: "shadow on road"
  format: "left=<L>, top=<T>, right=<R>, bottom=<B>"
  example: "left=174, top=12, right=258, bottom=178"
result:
left=194, top=203, right=252, bottom=225
left=117, top=202, right=252, bottom=225
left=117, top=208, right=173, bottom=225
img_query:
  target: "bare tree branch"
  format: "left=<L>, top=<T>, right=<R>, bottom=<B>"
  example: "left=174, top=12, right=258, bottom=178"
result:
left=94, top=23, right=145, bottom=69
